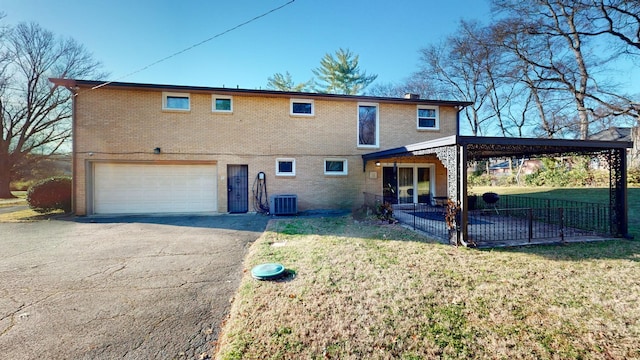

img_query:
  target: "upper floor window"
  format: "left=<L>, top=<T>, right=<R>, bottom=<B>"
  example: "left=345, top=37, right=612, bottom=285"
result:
left=417, top=106, right=439, bottom=130
left=163, top=92, right=190, bottom=111
left=291, top=99, right=314, bottom=116
left=212, top=95, right=233, bottom=113
left=358, top=102, right=379, bottom=148
left=276, top=158, right=296, bottom=176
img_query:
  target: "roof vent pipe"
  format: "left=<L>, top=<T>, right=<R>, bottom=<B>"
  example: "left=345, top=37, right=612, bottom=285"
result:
left=404, top=93, right=420, bottom=100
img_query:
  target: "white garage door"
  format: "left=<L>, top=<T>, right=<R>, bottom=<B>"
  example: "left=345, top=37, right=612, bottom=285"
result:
left=93, top=163, right=217, bottom=214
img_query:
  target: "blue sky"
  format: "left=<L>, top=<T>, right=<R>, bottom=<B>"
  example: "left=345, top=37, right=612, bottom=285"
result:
left=2, top=0, right=638, bottom=96
left=2, top=0, right=493, bottom=89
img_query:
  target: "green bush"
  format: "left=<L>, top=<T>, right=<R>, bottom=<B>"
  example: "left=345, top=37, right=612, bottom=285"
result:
left=468, top=173, right=492, bottom=187
left=628, top=167, right=640, bottom=186
left=26, top=177, right=72, bottom=213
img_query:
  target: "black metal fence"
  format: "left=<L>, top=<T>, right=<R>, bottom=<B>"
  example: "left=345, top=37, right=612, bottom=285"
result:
left=363, top=192, right=613, bottom=247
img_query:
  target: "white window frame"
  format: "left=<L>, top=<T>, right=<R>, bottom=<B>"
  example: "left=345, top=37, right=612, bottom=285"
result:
left=212, top=94, right=233, bottom=113
left=324, top=158, right=348, bottom=176
left=417, top=105, right=439, bottom=130
left=162, top=92, right=190, bottom=111
left=290, top=99, right=314, bottom=116
left=276, top=158, right=296, bottom=176
left=357, top=102, right=379, bottom=148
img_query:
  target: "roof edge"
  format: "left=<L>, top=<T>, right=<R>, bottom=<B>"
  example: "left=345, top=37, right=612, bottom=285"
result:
left=48, top=78, right=474, bottom=107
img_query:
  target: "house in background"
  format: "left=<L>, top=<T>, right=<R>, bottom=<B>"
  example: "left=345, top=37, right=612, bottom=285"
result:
left=590, top=126, right=640, bottom=167
left=50, top=78, right=471, bottom=216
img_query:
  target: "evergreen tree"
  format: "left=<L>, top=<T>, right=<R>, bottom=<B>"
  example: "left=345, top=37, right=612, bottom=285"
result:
left=266, top=71, right=312, bottom=92
left=312, top=48, right=377, bottom=95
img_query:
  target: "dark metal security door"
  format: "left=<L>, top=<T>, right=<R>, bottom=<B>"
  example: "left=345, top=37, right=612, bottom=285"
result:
left=227, top=165, right=248, bottom=213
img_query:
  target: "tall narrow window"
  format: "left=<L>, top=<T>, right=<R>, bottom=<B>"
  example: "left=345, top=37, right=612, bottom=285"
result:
left=358, top=103, right=378, bottom=147
left=163, top=92, right=190, bottom=111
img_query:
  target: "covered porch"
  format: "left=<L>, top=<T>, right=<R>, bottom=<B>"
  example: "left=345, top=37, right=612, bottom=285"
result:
left=362, top=135, right=633, bottom=247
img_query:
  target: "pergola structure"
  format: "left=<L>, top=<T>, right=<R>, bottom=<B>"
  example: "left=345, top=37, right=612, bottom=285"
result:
left=362, top=135, right=633, bottom=246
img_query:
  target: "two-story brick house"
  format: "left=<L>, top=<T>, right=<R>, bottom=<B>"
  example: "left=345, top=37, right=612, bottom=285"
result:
left=50, top=78, right=471, bottom=216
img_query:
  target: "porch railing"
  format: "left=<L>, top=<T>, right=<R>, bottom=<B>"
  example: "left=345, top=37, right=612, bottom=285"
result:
left=363, top=192, right=613, bottom=247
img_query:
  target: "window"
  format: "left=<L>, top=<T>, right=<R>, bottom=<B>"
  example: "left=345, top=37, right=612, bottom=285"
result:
left=358, top=103, right=379, bottom=147
left=276, top=158, right=296, bottom=176
left=290, top=99, right=314, bottom=116
left=162, top=92, right=190, bottom=111
left=417, top=106, right=439, bottom=129
left=212, top=95, right=233, bottom=113
left=324, top=159, right=348, bottom=175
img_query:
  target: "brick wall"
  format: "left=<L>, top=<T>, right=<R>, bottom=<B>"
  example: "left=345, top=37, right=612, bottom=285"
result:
left=72, top=86, right=459, bottom=215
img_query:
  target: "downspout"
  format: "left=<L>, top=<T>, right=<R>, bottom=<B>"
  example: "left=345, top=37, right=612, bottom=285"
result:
left=456, top=106, right=461, bottom=137
left=68, top=85, right=78, bottom=214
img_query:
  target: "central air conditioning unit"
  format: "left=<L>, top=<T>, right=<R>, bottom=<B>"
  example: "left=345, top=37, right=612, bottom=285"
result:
left=270, top=194, right=298, bottom=215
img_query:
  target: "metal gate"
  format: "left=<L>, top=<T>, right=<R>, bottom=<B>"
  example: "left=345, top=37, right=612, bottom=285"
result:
left=227, top=165, right=248, bottom=213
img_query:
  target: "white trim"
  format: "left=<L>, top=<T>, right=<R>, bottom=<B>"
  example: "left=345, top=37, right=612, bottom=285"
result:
left=212, top=94, right=233, bottom=113
left=162, top=92, right=190, bottom=111
left=290, top=98, right=314, bottom=116
left=276, top=158, right=296, bottom=176
left=357, top=102, right=379, bottom=148
left=324, top=158, right=348, bottom=176
left=417, top=105, right=439, bottom=130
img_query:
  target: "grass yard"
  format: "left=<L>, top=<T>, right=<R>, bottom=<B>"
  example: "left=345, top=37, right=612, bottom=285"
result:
left=215, top=216, right=640, bottom=359
left=0, top=191, right=27, bottom=207
left=473, top=186, right=640, bottom=237
left=0, top=208, right=65, bottom=221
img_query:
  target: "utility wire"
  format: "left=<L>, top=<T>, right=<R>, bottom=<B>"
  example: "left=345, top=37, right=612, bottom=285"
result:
left=90, top=0, right=296, bottom=91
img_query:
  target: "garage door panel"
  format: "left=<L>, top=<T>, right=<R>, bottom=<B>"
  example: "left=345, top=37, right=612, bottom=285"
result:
left=93, top=163, right=217, bottom=214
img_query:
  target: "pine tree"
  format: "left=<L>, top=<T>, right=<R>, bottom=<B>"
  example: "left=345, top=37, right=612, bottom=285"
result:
left=312, top=48, right=377, bottom=95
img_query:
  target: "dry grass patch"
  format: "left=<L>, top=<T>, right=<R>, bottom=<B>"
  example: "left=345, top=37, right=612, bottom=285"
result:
left=215, top=216, right=640, bottom=359
left=0, top=208, right=66, bottom=222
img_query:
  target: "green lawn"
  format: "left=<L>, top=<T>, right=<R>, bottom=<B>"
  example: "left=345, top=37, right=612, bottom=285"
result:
left=473, top=186, right=640, bottom=237
left=215, top=212, right=640, bottom=359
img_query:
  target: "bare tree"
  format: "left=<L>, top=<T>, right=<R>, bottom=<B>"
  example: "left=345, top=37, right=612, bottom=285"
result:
left=364, top=79, right=438, bottom=99
left=415, top=20, right=498, bottom=135
left=492, top=0, right=640, bottom=139
left=0, top=22, right=103, bottom=198
left=582, top=0, right=640, bottom=56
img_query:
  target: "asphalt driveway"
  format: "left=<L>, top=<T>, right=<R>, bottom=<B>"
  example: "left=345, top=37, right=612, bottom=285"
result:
left=0, top=214, right=269, bottom=359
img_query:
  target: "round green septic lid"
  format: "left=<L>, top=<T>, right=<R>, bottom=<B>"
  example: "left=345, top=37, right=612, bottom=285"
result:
left=251, top=263, right=286, bottom=280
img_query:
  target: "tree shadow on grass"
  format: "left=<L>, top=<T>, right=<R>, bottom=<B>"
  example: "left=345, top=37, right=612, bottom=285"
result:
left=484, top=238, right=640, bottom=262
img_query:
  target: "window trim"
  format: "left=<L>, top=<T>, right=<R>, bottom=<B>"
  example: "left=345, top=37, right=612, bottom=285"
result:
left=357, top=102, right=379, bottom=148
left=212, top=94, right=233, bottom=113
left=162, top=92, right=190, bottom=111
left=324, top=158, right=348, bottom=176
left=290, top=98, right=314, bottom=116
left=417, top=105, right=439, bottom=130
left=276, top=158, right=296, bottom=176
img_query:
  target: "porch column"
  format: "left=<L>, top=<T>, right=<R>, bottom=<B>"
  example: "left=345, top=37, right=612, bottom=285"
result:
left=459, top=144, right=468, bottom=244
left=609, top=148, right=629, bottom=237
left=434, top=145, right=461, bottom=245
left=433, top=145, right=459, bottom=202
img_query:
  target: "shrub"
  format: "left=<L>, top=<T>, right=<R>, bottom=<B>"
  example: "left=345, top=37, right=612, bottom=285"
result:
left=27, top=177, right=72, bottom=213
left=628, top=167, right=640, bottom=186
left=468, top=173, right=492, bottom=187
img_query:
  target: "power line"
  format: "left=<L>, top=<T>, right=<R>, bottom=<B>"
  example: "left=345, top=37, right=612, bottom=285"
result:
left=90, top=0, right=296, bottom=91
